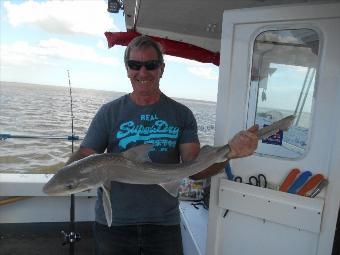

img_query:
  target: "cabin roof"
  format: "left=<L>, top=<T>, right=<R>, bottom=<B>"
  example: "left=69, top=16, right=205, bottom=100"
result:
left=123, top=0, right=338, bottom=52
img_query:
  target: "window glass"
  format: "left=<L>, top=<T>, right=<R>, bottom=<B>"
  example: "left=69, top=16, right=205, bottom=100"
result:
left=249, top=29, right=319, bottom=158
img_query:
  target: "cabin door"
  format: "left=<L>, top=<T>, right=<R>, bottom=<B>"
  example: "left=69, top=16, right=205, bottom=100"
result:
left=207, top=3, right=340, bottom=255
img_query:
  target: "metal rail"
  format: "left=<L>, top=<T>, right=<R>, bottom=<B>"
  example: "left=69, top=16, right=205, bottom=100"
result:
left=0, top=134, right=81, bottom=140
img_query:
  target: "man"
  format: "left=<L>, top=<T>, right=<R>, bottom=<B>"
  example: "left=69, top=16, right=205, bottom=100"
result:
left=66, top=35, right=258, bottom=255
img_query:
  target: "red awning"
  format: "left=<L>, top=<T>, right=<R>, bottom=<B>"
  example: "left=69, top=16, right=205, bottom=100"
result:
left=104, top=31, right=220, bottom=66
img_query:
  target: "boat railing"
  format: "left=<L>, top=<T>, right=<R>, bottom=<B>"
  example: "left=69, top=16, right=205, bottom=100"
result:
left=0, top=133, right=82, bottom=141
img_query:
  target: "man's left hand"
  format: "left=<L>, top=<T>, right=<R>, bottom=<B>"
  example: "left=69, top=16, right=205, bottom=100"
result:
left=227, top=125, right=259, bottom=159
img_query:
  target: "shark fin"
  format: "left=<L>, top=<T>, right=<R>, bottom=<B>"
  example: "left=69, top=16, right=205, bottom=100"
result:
left=159, top=180, right=181, bottom=197
left=101, top=182, right=112, bottom=227
left=122, top=144, right=153, bottom=162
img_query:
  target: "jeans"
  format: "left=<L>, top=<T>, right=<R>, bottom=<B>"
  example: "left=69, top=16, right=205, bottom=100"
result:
left=93, top=222, right=184, bottom=255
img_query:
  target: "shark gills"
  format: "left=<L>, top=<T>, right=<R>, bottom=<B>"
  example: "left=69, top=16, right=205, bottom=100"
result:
left=43, top=115, right=295, bottom=226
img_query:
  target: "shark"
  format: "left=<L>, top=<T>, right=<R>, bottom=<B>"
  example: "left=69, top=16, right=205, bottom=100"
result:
left=43, top=115, right=295, bottom=226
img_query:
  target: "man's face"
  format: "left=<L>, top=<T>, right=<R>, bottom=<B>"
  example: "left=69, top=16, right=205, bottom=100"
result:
left=127, top=47, right=164, bottom=97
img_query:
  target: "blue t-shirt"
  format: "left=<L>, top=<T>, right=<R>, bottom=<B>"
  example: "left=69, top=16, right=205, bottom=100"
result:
left=81, top=93, right=199, bottom=225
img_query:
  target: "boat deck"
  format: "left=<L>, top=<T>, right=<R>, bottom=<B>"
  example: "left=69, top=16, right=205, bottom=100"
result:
left=1, top=210, right=339, bottom=255
left=0, top=222, right=94, bottom=255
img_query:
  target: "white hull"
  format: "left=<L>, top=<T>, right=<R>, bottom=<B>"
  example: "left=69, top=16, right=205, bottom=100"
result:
left=0, top=174, right=96, bottom=223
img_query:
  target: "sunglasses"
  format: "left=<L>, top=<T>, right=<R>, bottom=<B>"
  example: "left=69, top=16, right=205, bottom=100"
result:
left=127, top=60, right=162, bottom=71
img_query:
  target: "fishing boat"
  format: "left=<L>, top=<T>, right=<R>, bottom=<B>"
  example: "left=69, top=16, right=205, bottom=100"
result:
left=1, top=1, right=339, bottom=254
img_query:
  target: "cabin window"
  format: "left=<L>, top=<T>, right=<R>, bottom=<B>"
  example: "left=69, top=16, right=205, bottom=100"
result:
left=248, top=28, right=319, bottom=158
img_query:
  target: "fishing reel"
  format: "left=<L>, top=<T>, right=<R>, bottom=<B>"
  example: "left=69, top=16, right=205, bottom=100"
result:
left=61, top=230, right=81, bottom=246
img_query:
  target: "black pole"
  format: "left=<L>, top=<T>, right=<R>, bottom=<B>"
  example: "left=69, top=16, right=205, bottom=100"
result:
left=61, top=70, right=81, bottom=254
left=69, top=194, right=75, bottom=255
left=68, top=70, right=77, bottom=255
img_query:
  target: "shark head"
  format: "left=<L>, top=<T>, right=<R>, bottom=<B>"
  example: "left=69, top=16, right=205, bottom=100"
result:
left=43, top=155, right=101, bottom=195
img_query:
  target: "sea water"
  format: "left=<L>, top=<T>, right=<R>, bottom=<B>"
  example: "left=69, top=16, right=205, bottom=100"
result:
left=0, top=82, right=217, bottom=173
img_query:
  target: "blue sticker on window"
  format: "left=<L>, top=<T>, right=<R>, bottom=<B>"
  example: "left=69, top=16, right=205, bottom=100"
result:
left=262, top=124, right=283, bottom=145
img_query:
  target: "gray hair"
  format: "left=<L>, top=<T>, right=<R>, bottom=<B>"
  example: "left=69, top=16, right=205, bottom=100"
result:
left=124, top=35, right=164, bottom=65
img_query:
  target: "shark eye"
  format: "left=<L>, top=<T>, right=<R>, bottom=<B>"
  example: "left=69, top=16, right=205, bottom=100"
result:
left=66, top=181, right=78, bottom=190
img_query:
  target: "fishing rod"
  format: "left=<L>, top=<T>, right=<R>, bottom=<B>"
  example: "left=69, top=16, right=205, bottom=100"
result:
left=61, top=70, right=81, bottom=255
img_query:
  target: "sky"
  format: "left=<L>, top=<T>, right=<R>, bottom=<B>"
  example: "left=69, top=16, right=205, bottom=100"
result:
left=0, top=0, right=219, bottom=102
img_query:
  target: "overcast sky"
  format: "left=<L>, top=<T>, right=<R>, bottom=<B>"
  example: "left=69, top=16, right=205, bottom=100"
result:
left=0, top=0, right=219, bottom=101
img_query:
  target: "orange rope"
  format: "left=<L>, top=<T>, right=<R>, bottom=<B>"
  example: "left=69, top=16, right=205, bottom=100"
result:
left=0, top=196, right=32, bottom=206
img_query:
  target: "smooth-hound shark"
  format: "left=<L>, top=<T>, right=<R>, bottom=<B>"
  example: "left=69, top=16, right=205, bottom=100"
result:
left=43, top=115, right=295, bottom=226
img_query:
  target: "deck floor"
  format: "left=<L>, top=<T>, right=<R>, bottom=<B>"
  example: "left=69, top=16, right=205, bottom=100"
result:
left=1, top=218, right=339, bottom=255
left=0, top=222, right=94, bottom=255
